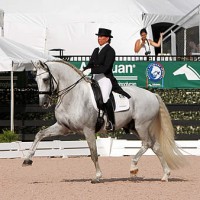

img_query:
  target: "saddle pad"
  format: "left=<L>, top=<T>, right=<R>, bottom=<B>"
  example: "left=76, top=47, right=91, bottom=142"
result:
left=89, top=86, right=130, bottom=112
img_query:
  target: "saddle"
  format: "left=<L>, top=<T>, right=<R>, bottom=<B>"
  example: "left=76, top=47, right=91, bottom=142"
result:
left=91, top=79, right=115, bottom=132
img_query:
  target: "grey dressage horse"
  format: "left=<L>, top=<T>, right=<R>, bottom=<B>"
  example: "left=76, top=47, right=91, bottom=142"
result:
left=23, top=60, right=185, bottom=183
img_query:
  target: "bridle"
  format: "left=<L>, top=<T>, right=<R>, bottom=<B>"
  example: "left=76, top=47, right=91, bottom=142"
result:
left=36, top=64, right=58, bottom=96
left=36, top=62, right=85, bottom=99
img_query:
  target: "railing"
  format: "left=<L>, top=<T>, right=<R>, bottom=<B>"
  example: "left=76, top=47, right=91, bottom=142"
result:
left=53, top=55, right=200, bottom=62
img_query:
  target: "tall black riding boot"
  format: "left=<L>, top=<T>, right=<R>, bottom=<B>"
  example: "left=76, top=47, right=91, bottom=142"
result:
left=104, top=99, right=115, bottom=131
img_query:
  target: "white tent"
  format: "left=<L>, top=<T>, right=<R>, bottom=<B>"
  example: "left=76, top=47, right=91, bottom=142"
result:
left=0, top=0, right=199, bottom=55
left=0, top=37, right=55, bottom=71
left=0, top=36, right=56, bottom=131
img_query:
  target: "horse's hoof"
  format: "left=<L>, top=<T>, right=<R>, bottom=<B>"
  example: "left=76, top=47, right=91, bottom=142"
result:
left=22, top=159, right=33, bottom=166
left=161, top=173, right=170, bottom=182
left=161, top=176, right=169, bottom=182
left=91, top=178, right=101, bottom=184
left=130, top=167, right=139, bottom=176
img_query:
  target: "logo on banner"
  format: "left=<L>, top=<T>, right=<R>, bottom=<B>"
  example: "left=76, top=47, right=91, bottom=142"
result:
left=146, top=62, right=165, bottom=88
left=173, top=64, right=200, bottom=80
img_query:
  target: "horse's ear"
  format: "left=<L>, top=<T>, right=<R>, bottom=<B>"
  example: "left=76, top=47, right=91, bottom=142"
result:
left=39, top=60, right=49, bottom=70
left=39, top=60, right=45, bottom=67
left=30, top=61, right=38, bottom=72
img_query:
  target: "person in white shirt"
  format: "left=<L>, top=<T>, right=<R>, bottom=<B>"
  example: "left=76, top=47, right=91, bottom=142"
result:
left=134, top=28, right=163, bottom=56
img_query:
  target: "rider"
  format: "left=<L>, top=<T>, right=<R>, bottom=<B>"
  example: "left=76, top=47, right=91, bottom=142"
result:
left=83, top=28, right=131, bottom=131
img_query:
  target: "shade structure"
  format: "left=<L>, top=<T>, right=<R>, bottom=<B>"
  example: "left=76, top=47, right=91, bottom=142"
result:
left=0, top=36, right=57, bottom=131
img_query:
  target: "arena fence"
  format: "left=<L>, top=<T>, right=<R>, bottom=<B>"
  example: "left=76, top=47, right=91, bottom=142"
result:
left=0, top=138, right=199, bottom=159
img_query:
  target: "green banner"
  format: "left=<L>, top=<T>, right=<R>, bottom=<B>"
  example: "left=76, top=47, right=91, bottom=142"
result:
left=1, top=61, right=198, bottom=89
left=70, top=61, right=200, bottom=89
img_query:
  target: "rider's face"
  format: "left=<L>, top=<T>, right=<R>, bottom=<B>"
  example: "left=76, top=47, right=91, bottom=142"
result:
left=98, top=36, right=109, bottom=46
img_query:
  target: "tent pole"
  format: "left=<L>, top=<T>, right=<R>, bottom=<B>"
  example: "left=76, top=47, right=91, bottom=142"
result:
left=10, top=62, right=14, bottom=132
left=199, top=7, right=200, bottom=46
left=184, top=29, right=186, bottom=56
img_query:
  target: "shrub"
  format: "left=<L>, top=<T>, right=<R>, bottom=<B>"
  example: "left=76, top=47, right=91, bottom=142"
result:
left=0, top=129, right=19, bottom=143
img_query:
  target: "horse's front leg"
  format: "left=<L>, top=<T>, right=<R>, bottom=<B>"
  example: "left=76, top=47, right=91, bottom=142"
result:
left=22, top=122, right=68, bottom=166
left=84, top=127, right=102, bottom=183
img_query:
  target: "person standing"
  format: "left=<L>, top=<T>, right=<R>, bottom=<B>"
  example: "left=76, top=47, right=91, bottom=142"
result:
left=83, top=28, right=130, bottom=131
left=134, top=28, right=163, bottom=56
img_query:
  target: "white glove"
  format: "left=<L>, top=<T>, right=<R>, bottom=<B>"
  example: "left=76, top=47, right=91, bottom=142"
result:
left=83, top=68, right=91, bottom=76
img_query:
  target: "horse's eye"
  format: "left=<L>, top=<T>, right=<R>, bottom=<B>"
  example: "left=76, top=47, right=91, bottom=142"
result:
left=43, top=77, right=49, bottom=82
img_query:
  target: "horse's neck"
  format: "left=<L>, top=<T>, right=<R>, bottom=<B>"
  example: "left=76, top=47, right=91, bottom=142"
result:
left=53, top=63, right=90, bottom=104
left=49, top=63, right=79, bottom=89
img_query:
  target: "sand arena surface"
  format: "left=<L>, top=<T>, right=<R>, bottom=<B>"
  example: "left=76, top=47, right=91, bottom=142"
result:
left=0, top=156, right=200, bottom=200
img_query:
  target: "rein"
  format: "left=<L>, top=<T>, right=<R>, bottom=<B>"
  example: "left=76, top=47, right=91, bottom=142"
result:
left=57, top=76, right=85, bottom=97
left=37, top=62, right=85, bottom=99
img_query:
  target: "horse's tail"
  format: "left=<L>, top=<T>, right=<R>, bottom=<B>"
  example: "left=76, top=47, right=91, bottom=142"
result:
left=154, top=94, right=186, bottom=170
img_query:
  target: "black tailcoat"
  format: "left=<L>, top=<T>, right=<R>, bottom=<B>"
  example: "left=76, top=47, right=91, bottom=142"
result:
left=85, top=44, right=131, bottom=99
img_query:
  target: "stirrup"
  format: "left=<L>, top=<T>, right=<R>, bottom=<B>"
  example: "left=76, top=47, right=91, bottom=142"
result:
left=106, top=121, right=115, bottom=131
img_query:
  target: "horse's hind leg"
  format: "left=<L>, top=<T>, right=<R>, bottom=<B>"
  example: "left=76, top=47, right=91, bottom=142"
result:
left=22, top=122, right=67, bottom=166
left=130, top=124, right=152, bottom=176
left=130, top=141, right=149, bottom=176
left=152, top=142, right=171, bottom=182
left=84, top=127, right=102, bottom=183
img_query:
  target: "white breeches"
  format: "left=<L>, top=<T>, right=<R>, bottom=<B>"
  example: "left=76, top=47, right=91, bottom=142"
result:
left=93, top=74, right=112, bottom=103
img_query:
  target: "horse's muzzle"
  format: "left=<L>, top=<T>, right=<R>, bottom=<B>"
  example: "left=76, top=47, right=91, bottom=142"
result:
left=39, top=94, right=51, bottom=109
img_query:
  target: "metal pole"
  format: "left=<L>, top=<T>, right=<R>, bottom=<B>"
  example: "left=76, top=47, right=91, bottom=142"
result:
left=10, top=62, right=14, bottom=131
left=163, top=4, right=200, bottom=42
left=184, top=29, right=186, bottom=56
left=199, top=7, right=200, bottom=45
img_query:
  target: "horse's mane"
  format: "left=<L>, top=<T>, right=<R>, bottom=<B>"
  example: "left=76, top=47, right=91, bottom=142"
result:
left=46, top=59, right=91, bottom=83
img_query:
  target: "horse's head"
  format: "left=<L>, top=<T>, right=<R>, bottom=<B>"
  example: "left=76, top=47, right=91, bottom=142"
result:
left=35, top=61, right=57, bottom=109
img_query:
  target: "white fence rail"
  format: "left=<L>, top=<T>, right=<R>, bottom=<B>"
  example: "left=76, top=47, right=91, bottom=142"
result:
left=0, top=138, right=200, bottom=159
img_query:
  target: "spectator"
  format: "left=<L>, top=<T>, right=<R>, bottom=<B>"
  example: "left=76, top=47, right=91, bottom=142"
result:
left=134, top=28, right=163, bottom=56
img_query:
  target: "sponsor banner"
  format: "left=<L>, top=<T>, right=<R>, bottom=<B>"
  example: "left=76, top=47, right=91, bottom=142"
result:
left=0, top=61, right=199, bottom=89
left=70, top=61, right=200, bottom=89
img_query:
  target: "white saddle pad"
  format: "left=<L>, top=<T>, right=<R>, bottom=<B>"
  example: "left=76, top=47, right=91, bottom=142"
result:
left=89, top=86, right=130, bottom=112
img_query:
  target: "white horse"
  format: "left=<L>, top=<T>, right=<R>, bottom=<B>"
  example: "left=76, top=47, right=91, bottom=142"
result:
left=173, top=64, right=200, bottom=80
left=23, top=60, right=185, bottom=183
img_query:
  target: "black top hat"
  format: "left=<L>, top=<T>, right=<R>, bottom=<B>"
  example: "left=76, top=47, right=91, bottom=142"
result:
left=95, top=28, right=113, bottom=38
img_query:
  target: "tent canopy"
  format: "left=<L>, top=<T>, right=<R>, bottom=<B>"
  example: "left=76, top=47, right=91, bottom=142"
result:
left=0, top=36, right=55, bottom=71
left=0, top=36, right=57, bottom=131
left=0, top=0, right=199, bottom=55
